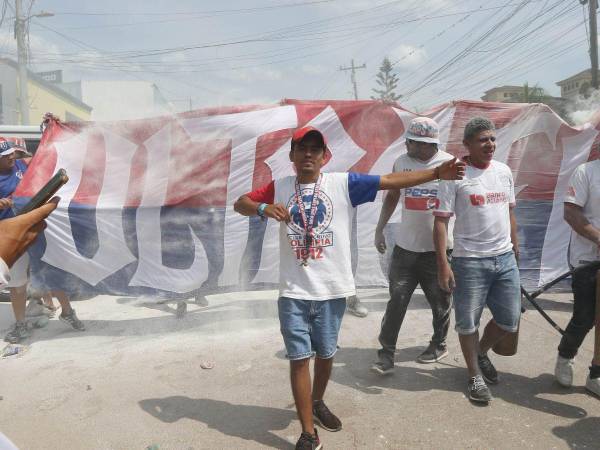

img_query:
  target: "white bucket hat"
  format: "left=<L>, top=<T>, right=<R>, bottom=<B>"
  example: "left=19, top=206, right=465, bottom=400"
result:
left=405, top=117, right=440, bottom=144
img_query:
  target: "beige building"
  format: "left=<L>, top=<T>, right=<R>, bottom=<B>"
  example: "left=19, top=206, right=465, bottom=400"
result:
left=556, top=69, right=600, bottom=99
left=481, top=85, right=525, bottom=102
left=0, top=58, right=92, bottom=125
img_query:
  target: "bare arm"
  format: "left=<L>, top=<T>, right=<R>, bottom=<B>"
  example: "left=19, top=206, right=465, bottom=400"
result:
left=0, top=199, right=58, bottom=269
left=379, top=157, right=465, bottom=191
left=233, top=195, right=290, bottom=222
left=374, top=189, right=400, bottom=253
left=433, top=216, right=454, bottom=292
left=564, top=202, right=600, bottom=249
left=509, top=206, right=520, bottom=261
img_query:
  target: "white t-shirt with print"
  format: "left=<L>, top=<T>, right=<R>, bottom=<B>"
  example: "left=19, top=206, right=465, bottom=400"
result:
left=565, top=160, right=600, bottom=267
left=391, top=150, right=454, bottom=252
left=434, top=160, right=516, bottom=258
left=270, top=172, right=379, bottom=300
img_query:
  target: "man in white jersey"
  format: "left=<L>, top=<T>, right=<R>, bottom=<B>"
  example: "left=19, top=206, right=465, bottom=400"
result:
left=234, top=126, right=465, bottom=450
left=554, top=160, right=600, bottom=397
left=372, top=117, right=454, bottom=374
left=434, top=117, right=520, bottom=404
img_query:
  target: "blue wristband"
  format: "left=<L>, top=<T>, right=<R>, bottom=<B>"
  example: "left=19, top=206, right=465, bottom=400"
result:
left=257, top=203, right=268, bottom=218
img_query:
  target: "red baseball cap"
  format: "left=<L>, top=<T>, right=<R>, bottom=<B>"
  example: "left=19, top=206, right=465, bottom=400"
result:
left=291, top=126, right=327, bottom=147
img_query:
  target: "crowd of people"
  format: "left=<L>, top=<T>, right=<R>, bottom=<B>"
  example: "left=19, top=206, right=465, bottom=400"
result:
left=1, top=116, right=598, bottom=450
left=235, top=117, right=600, bottom=450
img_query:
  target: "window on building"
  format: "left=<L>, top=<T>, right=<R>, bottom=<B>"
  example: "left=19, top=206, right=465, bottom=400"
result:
left=504, top=93, right=509, bottom=97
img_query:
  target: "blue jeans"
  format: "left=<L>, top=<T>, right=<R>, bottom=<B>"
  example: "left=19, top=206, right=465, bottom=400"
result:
left=278, top=297, right=346, bottom=360
left=451, top=251, right=521, bottom=335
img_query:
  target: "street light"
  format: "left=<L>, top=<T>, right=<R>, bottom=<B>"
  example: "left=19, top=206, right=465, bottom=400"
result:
left=14, top=1, right=54, bottom=125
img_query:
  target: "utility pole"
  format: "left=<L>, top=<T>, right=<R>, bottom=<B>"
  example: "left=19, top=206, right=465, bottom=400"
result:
left=339, top=59, right=366, bottom=100
left=590, top=0, right=599, bottom=89
left=15, top=0, right=29, bottom=125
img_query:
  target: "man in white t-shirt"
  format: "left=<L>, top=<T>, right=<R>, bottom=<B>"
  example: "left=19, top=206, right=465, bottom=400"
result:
left=372, top=117, right=454, bottom=375
left=434, top=117, right=521, bottom=404
left=234, top=126, right=465, bottom=450
left=554, top=160, right=600, bottom=398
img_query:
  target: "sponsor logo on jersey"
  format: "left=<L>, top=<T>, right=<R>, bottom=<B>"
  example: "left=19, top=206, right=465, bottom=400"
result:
left=404, top=187, right=439, bottom=210
left=469, top=192, right=508, bottom=206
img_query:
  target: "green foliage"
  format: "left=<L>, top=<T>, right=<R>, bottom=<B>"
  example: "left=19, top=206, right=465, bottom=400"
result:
left=371, top=57, right=401, bottom=103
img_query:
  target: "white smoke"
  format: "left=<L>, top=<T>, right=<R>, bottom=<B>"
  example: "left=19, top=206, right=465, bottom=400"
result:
left=568, top=89, right=600, bottom=126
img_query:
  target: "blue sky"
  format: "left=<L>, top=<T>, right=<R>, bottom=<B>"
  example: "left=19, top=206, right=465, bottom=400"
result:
left=0, top=0, right=592, bottom=112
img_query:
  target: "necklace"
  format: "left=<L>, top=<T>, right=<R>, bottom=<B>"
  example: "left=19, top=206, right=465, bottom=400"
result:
left=294, top=174, right=322, bottom=267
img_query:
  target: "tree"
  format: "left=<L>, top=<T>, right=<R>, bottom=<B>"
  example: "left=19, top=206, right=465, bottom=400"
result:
left=518, top=82, right=571, bottom=124
left=519, top=82, right=546, bottom=103
left=371, top=57, right=401, bottom=103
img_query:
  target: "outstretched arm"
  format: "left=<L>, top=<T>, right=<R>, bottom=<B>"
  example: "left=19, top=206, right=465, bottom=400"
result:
left=379, top=157, right=465, bottom=191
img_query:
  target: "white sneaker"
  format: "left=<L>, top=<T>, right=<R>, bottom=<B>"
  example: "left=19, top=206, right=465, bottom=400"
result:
left=586, top=375, right=600, bottom=398
left=555, top=355, right=574, bottom=387
left=346, top=295, right=368, bottom=318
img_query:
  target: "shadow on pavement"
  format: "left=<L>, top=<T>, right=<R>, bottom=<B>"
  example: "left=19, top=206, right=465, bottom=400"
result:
left=139, top=396, right=296, bottom=449
left=552, top=416, right=600, bottom=449
left=331, top=346, right=589, bottom=420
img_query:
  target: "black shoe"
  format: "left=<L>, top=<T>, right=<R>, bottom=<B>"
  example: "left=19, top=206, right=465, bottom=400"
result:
left=468, top=375, right=492, bottom=403
left=478, top=354, right=498, bottom=384
left=295, top=428, right=322, bottom=450
left=313, top=399, right=342, bottom=432
left=417, top=343, right=449, bottom=364
left=371, top=352, right=394, bottom=375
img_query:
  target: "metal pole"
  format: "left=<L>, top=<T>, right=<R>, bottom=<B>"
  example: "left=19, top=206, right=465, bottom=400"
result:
left=339, top=59, right=366, bottom=100
left=590, top=0, right=599, bottom=89
left=15, top=0, right=29, bottom=125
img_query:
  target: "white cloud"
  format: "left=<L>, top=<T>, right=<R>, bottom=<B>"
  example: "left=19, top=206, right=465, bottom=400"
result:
left=301, top=64, right=327, bottom=76
left=222, top=66, right=283, bottom=83
left=390, top=44, right=427, bottom=70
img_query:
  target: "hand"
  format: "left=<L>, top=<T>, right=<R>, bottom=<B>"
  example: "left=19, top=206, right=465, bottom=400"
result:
left=0, top=198, right=59, bottom=268
left=263, top=203, right=291, bottom=222
left=374, top=229, right=386, bottom=254
left=438, top=264, right=455, bottom=293
left=0, top=197, right=13, bottom=210
left=437, top=157, right=466, bottom=180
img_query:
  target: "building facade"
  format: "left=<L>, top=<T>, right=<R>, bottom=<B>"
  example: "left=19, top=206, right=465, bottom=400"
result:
left=481, top=86, right=525, bottom=102
left=0, top=58, right=92, bottom=125
left=556, top=69, right=600, bottom=100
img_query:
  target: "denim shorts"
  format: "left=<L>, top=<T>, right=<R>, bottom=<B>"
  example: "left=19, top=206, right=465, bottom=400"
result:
left=451, top=251, right=521, bottom=335
left=278, top=297, right=346, bottom=360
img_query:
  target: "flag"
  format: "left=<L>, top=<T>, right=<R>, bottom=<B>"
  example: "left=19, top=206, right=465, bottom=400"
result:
left=13, top=99, right=600, bottom=296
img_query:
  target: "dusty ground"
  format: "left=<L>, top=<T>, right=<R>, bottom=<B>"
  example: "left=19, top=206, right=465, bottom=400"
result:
left=0, top=288, right=598, bottom=449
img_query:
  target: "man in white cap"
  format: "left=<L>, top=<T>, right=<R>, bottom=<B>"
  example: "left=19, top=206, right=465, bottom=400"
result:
left=372, top=117, right=454, bottom=374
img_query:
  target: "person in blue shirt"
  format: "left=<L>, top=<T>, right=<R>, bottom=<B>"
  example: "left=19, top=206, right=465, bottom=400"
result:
left=0, top=140, right=85, bottom=343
